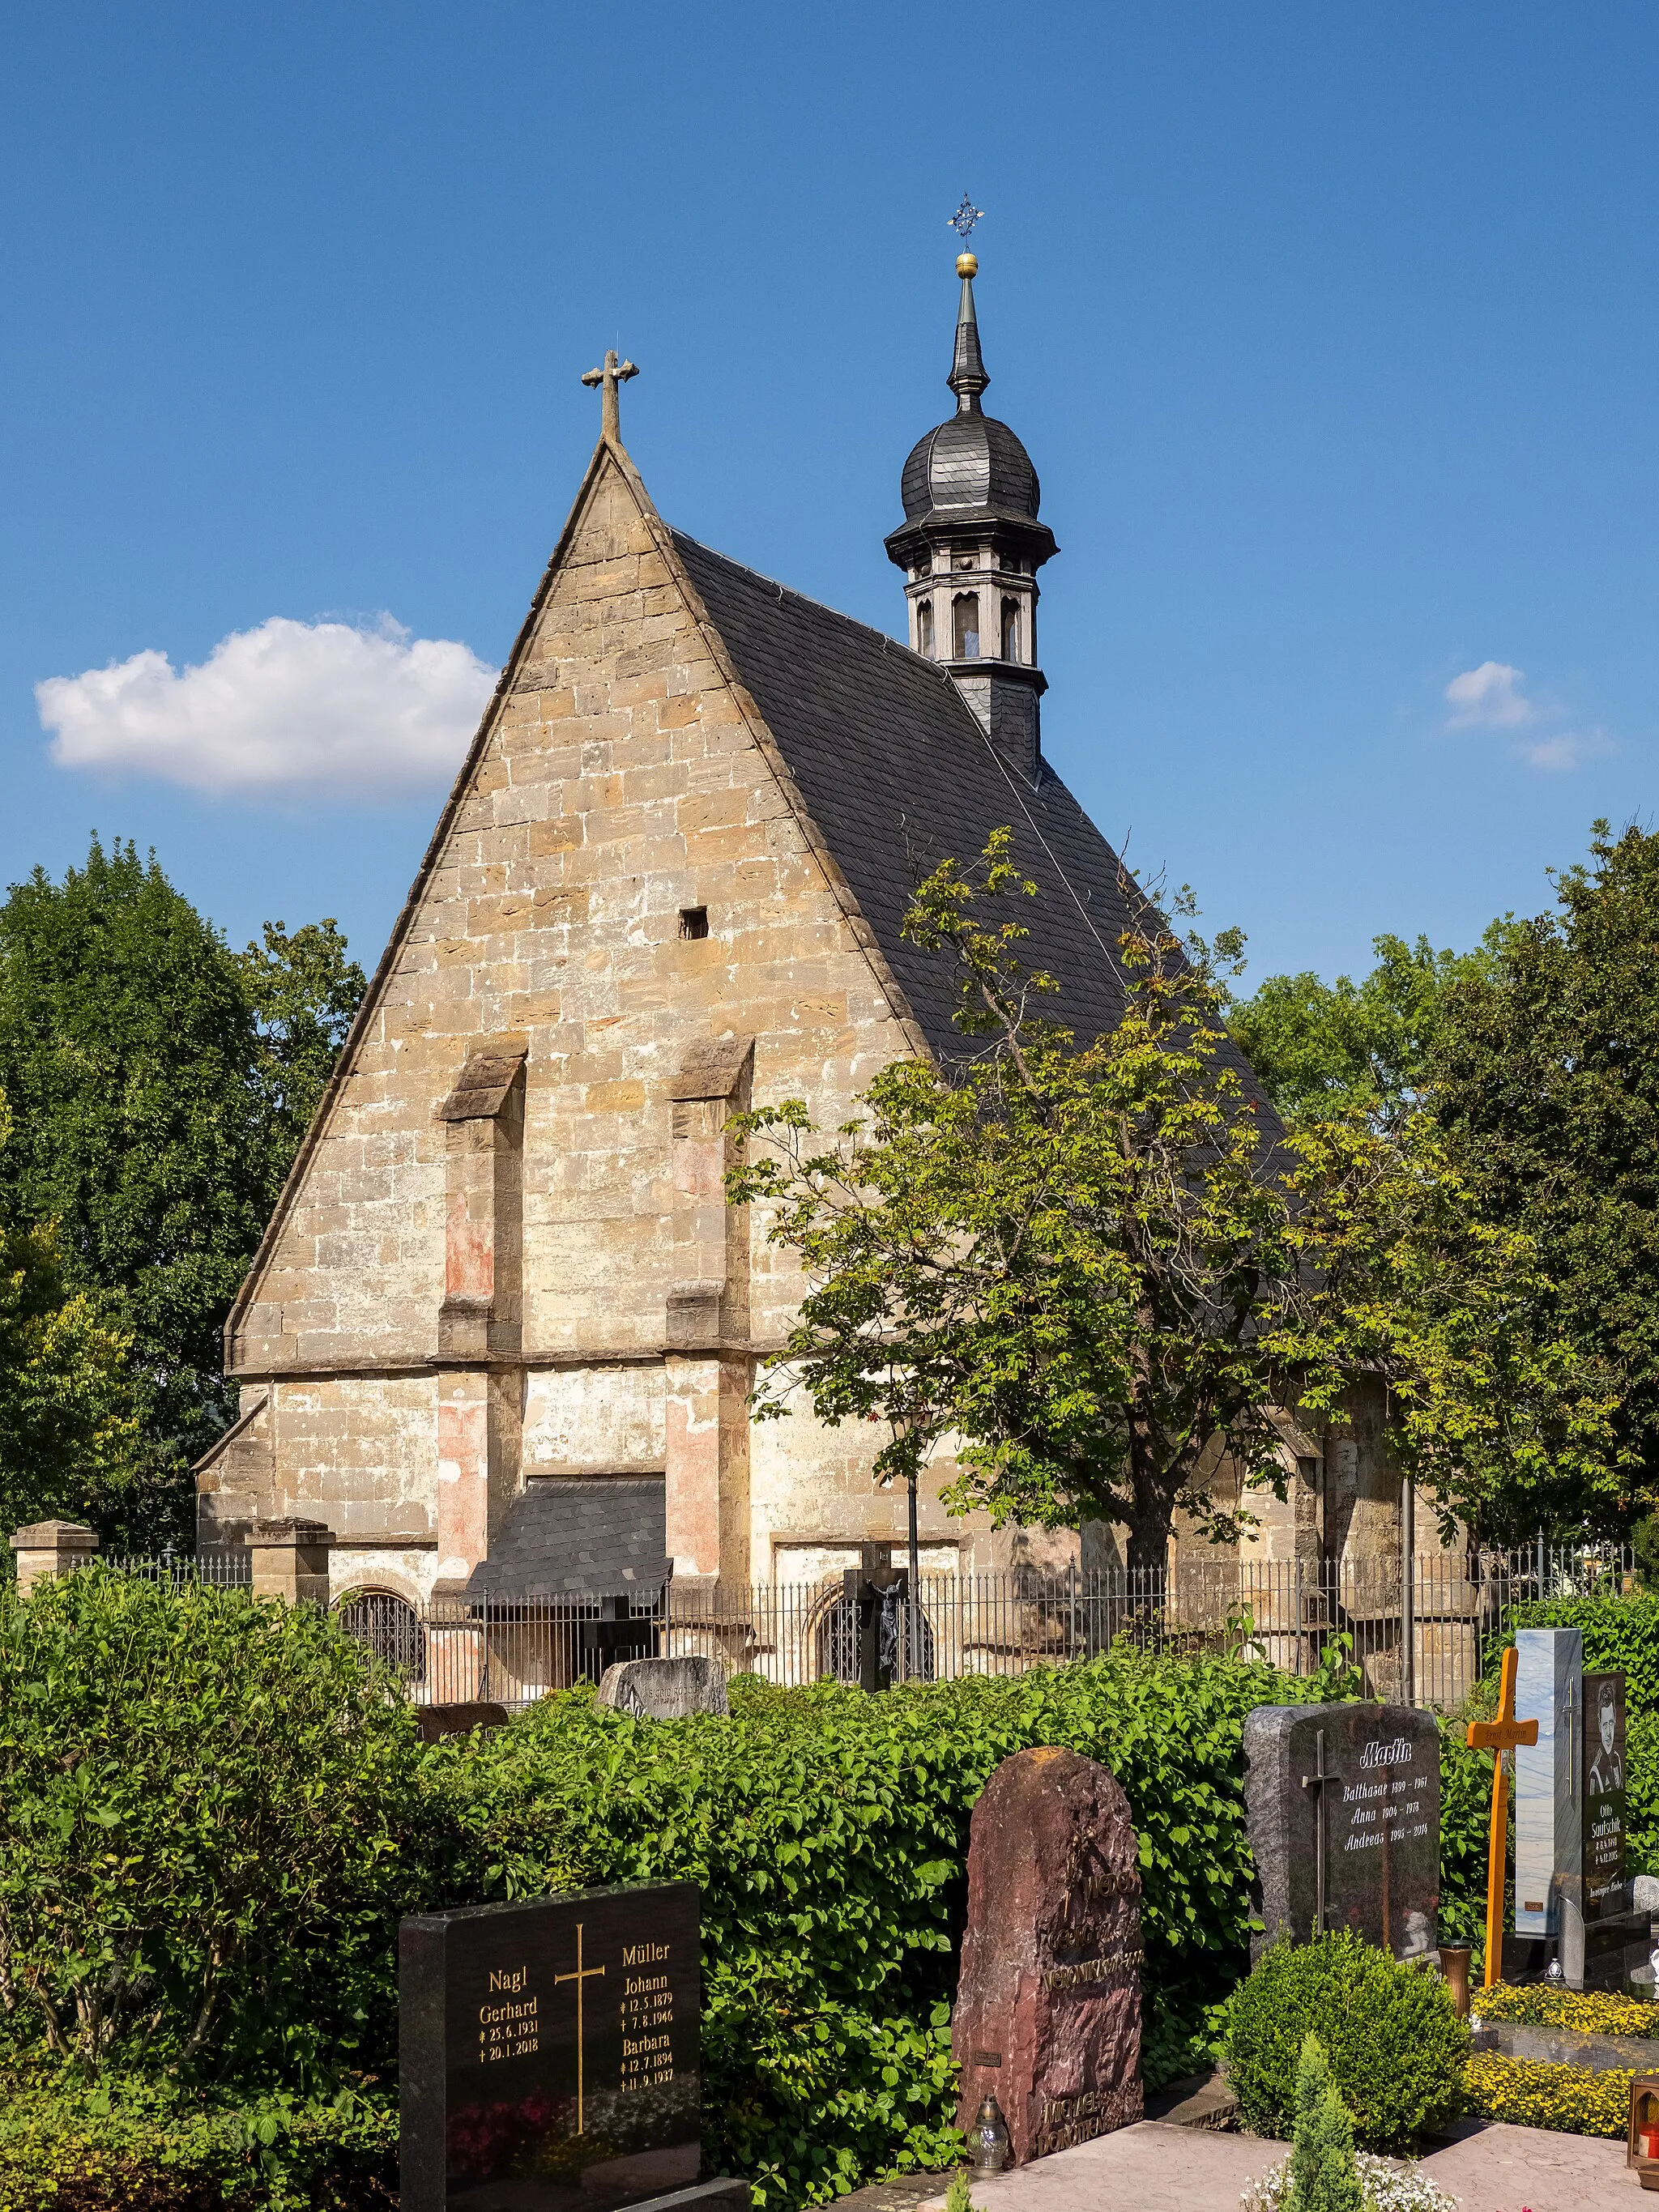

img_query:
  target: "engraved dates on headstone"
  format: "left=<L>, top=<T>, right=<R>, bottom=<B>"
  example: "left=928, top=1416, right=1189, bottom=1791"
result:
left=1243, top=1703, right=1440, bottom=1963
left=400, top=1882, right=702, bottom=2212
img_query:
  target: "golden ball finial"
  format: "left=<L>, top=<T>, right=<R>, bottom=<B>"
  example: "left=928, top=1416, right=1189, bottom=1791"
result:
left=956, top=251, right=978, bottom=279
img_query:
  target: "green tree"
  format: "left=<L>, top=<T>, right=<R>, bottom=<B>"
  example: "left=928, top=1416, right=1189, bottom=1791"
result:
left=0, top=1091, right=145, bottom=1541
left=1430, top=820, right=1659, bottom=1528
left=1286, top=2033, right=1362, bottom=2212
left=0, top=841, right=364, bottom=1538
left=726, top=835, right=1612, bottom=1569
left=1229, top=928, right=1512, bottom=1133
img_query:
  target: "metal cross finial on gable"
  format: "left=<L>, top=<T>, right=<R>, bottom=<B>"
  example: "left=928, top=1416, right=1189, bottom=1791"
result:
left=949, top=193, right=984, bottom=241
left=581, top=347, right=639, bottom=444
left=1467, top=1643, right=1541, bottom=1988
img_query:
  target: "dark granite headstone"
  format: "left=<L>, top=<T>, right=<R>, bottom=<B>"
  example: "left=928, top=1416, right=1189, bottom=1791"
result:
left=401, top=1881, right=725, bottom=2212
left=951, top=1746, right=1143, bottom=2165
left=1243, top=1703, right=1440, bottom=1963
left=1567, top=1673, right=1650, bottom=1991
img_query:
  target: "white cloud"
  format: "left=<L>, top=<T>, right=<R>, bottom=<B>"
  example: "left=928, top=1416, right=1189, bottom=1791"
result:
left=1444, top=660, right=1534, bottom=728
left=37, top=616, right=499, bottom=798
left=1518, top=731, right=1614, bottom=773
left=1440, top=658, right=1616, bottom=774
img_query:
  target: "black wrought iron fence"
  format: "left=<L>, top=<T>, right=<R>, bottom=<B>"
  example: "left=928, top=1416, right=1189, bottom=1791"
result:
left=79, top=1542, right=1637, bottom=1715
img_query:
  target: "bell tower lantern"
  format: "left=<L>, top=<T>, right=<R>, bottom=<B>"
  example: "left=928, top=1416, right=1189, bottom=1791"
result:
left=885, top=224, right=1058, bottom=777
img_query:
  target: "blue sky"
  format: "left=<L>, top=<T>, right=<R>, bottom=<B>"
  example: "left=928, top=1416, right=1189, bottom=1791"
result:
left=3, top=3, right=1657, bottom=989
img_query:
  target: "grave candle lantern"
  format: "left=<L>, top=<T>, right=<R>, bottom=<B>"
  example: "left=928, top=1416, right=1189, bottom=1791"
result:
left=1627, top=2078, right=1659, bottom=2187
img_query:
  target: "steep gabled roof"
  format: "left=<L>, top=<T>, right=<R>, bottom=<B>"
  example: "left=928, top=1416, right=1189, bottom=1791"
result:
left=673, top=531, right=1270, bottom=1111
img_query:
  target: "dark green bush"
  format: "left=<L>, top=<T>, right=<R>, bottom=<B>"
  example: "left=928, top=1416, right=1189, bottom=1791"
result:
left=1435, top=1715, right=1499, bottom=1955
left=1223, top=1932, right=1468, bottom=2149
left=0, top=2069, right=396, bottom=2212
left=0, top=1568, right=458, bottom=2086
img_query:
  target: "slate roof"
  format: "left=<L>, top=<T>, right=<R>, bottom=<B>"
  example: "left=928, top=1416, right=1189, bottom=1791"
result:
left=672, top=531, right=1273, bottom=1112
left=465, top=1479, right=668, bottom=1601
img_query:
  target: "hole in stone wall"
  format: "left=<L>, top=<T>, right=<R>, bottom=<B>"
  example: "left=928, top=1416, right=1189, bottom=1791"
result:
left=679, top=906, right=710, bottom=940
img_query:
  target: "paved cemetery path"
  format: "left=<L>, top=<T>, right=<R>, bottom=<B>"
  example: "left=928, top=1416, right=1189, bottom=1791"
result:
left=916, top=2116, right=1635, bottom=2212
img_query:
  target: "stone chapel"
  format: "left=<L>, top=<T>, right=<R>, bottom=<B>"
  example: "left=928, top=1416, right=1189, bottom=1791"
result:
left=196, top=250, right=1413, bottom=1617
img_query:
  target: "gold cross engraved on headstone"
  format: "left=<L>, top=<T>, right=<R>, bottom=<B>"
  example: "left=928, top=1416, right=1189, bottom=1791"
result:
left=553, top=1922, right=607, bottom=2132
left=1466, top=1643, right=1539, bottom=1989
left=581, top=348, right=639, bottom=443
left=1301, top=1725, right=1342, bottom=1939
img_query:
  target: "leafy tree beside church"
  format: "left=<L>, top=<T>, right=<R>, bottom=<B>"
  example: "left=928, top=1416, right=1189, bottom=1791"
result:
left=728, top=835, right=1616, bottom=1569
left=0, top=838, right=364, bottom=1545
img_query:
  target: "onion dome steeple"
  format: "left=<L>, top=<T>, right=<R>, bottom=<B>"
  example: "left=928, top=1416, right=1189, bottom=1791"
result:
left=885, top=217, right=1058, bottom=778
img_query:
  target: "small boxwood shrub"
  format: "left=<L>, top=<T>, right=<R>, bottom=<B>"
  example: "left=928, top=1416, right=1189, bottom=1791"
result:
left=1224, top=1933, right=1468, bottom=2149
left=1462, top=2052, right=1631, bottom=2137
left=1474, top=1980, right=1659, bottom=2039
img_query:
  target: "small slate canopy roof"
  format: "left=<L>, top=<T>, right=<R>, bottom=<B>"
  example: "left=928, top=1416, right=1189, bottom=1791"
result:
left=464, top=1479, right=668, bottom=1602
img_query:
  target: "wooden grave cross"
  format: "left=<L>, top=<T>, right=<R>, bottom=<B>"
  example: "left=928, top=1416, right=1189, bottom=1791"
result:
left=1465, top=1642, right=1539, bottom=1989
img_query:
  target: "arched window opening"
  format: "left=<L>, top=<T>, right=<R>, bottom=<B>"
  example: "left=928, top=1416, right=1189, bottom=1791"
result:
left=336, top=1589, right=426, bottom=1683
left=1000, top=599, right=1021, bottom=661
left=916, top=598, right=934, bottom=657
left=952, top=594, right=979, bottom=659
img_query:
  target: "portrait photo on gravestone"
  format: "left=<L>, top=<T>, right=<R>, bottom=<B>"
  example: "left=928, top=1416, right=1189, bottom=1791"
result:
left=399, top=1882, right=712, bottom=2212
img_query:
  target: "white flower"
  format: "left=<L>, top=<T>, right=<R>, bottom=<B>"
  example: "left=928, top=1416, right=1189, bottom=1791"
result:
left=1241, top=2151, right=1457, bottom=2212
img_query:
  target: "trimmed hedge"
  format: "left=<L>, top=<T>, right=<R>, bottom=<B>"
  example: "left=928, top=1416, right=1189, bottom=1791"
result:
left=2, top=1568, right=1299, bottom=2210
left=1472, top=1600, right=1659, bottom=1882
left=448, top=1653, right=1286, bottom=2202
left=1486, top=1596, right=1659, bottom=1707
left=1462, top=2052, right=1631, bottom=2137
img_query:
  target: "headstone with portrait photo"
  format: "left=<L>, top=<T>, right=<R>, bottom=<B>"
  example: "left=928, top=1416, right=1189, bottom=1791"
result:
left=1512, top=1630, right=1649, bottom=1990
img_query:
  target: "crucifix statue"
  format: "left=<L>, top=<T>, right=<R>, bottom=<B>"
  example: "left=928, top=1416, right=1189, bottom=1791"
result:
left=553, top=1920, right=607, bottom=2132
left=582, top=348, right=639, bottom=443
left=1301, top=1724, right=1341, bottom=1940
left=1466, top=1642, right=1540, bottom=1988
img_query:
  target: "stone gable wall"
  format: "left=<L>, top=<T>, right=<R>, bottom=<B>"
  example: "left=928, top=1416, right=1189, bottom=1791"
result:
left=206, top=447, right=972, bottom=1582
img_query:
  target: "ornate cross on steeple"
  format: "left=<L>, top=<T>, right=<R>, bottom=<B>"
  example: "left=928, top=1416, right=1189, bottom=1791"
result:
left=949, top=192, right=984, bottom=241
left=1467, top=1643, right=1540, bottom=1988
left=581, top=348, right=639, bottom=443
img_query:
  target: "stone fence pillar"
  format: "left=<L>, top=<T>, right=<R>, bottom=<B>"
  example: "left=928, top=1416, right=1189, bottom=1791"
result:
left=9, top=1520, right=100, bottom=1596
left=248, top=1518, right=334, bottom=1606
